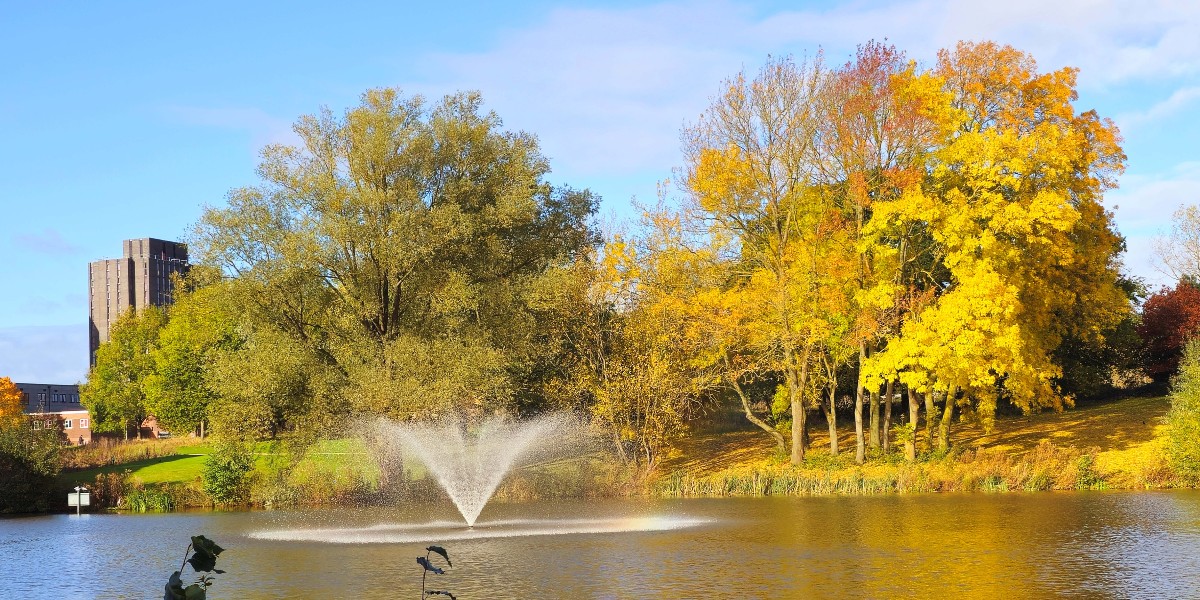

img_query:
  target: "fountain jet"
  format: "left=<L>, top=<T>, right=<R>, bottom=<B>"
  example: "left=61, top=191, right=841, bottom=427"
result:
left=375, top=414, right=573, bottom=526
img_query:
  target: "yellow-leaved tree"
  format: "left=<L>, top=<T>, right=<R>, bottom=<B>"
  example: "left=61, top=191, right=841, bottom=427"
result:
left=863, top=41, right=1129, bottom=453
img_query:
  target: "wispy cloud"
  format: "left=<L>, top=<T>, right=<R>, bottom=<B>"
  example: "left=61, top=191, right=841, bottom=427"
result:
left=13, top=228, right=82, bottom=256
left=412, top=0, right=1199, bottom=183
left=0, top=324, right=87, bottom=383
left=1104, top=161, right=1200, bottom=287
left=1118, top=86, right=1200, bottom=129
left=162, top=105, right=300, bottom=149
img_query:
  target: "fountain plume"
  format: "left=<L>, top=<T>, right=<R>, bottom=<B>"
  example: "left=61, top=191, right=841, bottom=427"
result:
left=373, top=413, right=576, bottom=526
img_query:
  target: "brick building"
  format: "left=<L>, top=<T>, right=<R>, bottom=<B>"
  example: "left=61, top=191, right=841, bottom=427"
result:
left=15, top=382, right=91, bottom=445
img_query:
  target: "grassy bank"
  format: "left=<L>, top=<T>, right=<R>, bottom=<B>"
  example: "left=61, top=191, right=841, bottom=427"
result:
left=56, top=393, right=1183, bottom=511
left=654, top=395, right=1178, bottom=497
left=57, top=438, right=384, bottom=511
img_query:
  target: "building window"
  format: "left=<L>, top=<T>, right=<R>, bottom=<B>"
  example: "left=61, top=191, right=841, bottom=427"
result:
left=64, top=420, right=73, bottom=429
left=45, top=419, right=54, bottom=429
left=32, top=420, right=42, bottom=430
left=80, top=419, right=90, bottom=429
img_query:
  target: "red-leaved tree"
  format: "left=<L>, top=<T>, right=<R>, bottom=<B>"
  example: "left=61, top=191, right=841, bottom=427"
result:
left=1139, top=282, right=1200, bottom=379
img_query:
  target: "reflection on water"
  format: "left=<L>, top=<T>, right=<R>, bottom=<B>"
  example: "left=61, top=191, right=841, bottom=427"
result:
left=249, top=516, right=711, bottom=543
left=3, top=491, right=1200, bottom=598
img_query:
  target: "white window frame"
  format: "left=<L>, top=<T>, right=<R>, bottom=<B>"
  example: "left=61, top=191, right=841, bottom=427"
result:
left=64, top=420, right=73, bottom=429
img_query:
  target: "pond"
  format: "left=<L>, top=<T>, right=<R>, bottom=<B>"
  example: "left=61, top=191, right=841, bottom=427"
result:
left=4, top=491, right=1200, bottom=598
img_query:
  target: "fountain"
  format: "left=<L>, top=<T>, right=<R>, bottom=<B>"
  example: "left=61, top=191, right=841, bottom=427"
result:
left=247, top=413, right=709, bottom=544
left=371, top=413, right=574, bottom=526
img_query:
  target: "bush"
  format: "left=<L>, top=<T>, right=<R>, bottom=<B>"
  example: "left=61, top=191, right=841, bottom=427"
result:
left=202, top=441, right=253, bottom=503
left=0, top=423, right=62, bottom=513
left=1167, top=339, right=1200, bottom=482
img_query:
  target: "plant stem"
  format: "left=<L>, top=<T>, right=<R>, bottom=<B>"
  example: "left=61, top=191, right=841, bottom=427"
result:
left=421, top=549, right=429, bottom=598
left=178, top=542, right=193, bottom=574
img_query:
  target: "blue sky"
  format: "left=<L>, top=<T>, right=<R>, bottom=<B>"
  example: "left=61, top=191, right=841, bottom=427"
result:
left=2, top=0, right=1197, bottom=383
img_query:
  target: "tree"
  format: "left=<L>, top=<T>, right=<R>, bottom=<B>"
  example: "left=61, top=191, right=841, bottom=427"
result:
left=194, top=88, right=599, bottom=423
left=681, top=54, right=864, bottom=465
left=0, top=377, right=22, bottom=422
left=1154, top=205, right=1200, bottom=284
left=82, top=307, right=167, bottom=439
left=1139, top=282, right=1200, bottom=380
left=863, top=41, right=1129, bottom=451
left=1167, top=339, right=1200, bottom=483
left=0, top=377, right=61, bottom=513
left=814, top=40, right=953, bottom=462
left=569, top=219, right=721, bottom=469
left=144, top=271, right=239, bottom=437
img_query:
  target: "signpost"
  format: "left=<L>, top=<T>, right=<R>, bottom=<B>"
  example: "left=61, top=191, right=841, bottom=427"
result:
left=68, top=486, right=90, bottom=516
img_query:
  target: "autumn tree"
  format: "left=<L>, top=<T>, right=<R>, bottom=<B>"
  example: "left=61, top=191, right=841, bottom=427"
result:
left=681, top=54, right=868, bottom=464
left=569, top=213, right=723, bottom=469
left=864, top=41, right=1129, bottom=452
left=1139, top=282, right=1200, bottom=380
left=194, top=89, right=599, bottom=425
left=0, top=377, right=23, bottom=423
left=814, top=41, right=952, bottom=462
left=0, top=378, right=61, bottom=512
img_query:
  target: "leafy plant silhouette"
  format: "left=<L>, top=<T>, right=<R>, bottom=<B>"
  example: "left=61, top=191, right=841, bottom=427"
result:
left=164, top=535, right=225, bottom=600
left=417, top=545, right=456, bottom=599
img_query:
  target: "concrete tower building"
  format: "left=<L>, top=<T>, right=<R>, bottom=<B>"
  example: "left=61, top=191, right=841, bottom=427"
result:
left=88, top=238, right=189, bottom=364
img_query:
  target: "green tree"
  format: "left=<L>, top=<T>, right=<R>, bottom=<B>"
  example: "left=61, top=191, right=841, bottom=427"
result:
left=1167, top=339, right=1200, bottom=483
left=144, top=271, right=239, bottom=437
left=193, top=88, right=598, bottom=423
left=82, top=307, right=167, bottom=439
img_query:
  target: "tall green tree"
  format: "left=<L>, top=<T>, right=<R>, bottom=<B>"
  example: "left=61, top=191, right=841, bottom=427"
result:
left=82, top=307, right=167, bottom=439
left=194, top=88, right=598, bottom=422
left=143, top=270, right=240, bottom=437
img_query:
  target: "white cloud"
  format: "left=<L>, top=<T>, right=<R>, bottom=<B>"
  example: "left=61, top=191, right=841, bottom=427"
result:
left=412, top=0, right=1199, bottom=187
left=1104, top=161, right=1200, bottom=288
left=13, top=228, right=82, bottom=256
left=162, top=105, right=301, bottom=149
left=0, top=324, right=88, bottom=384
left=416, top=2, right=761, bottom=181
left=1117, top=86, right=1200, bottom=129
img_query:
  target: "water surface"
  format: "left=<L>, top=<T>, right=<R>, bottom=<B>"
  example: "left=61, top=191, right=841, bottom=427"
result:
left=3, top=491, right=1199, bottom=598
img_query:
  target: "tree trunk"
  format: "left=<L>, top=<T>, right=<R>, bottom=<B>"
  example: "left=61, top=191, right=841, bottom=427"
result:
left=613, top=431, right=628, bottom=464
left=882, top=379, right=894, bottom=453
left=869, top=386, right=880, bottom=449
left=855, top=346, right=866, bottom=464
left=906, top=387, right=919, bottom=462
left=937, top=391, right=955, bottom=452
left=823, top=386, right=838, bottom=455
left=792, top=397, right=807, bottom=464
left=199, top=420, right=206, bottom=440
left=924, top=389, right=937, bottom=453
left=731, top=377, right=786, bottom=453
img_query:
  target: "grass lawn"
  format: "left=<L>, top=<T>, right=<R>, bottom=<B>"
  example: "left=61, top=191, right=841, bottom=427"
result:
left=662, top=393, right=1172, bottom=483
left=59, top=454, right=208, bottom=487
left=59, top=437, right=387, bottom=491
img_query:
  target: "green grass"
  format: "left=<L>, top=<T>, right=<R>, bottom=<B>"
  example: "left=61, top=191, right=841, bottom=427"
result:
left=59, top=454, right=208, bottom=486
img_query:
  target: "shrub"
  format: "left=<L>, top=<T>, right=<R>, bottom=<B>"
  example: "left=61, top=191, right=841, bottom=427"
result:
left=0, top=422, right=62, bottom=513
left=1167, top=339, right=1200, bottom=482
left=202, top=441, right=253, bottom=503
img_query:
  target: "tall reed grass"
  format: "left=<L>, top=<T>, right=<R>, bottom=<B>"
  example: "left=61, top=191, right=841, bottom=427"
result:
left=654, top=441, right=1109, bottom=497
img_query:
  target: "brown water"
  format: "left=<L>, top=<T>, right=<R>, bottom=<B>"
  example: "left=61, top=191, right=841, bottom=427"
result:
left=3, top=491, right=1200, bottom=598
